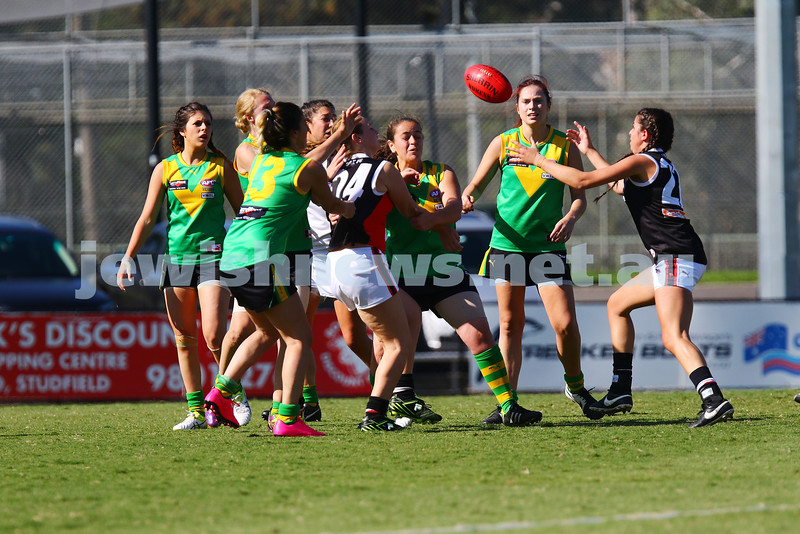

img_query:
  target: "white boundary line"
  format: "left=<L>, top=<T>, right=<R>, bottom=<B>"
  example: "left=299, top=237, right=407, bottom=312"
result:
left=334, top=503, right=800, bottom=534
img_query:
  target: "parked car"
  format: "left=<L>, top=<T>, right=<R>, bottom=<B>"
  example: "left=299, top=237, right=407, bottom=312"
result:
left=0, top=215, right=114, bottom=312
left=99, top=219, right=233, bottom=311
left=99, top=221, right=168, bottom=311
left=419, top=209, right=541, bottom=350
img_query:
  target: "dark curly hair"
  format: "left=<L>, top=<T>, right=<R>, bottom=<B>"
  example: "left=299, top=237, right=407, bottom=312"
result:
left=167, top=102, right=226, bottom=158
left=637, top=107, right=674, bottom=152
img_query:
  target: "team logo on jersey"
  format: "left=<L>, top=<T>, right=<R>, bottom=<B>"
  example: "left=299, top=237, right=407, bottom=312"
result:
left=200, top=179, right=216, bottom=187
left=429, top=189, right=442, bottom=199
left=168, top=179, right=188, bottom=190
left=662, top=208, right=685, bottom=219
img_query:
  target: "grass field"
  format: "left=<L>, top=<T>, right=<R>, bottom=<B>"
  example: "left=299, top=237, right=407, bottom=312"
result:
left=2, top=389, right=799, bottom=534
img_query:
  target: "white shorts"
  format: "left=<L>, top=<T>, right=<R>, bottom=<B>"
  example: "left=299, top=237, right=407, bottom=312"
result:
left=314, top=247, right=398, bottom=311
left=652, top=257, right=706, bottom=291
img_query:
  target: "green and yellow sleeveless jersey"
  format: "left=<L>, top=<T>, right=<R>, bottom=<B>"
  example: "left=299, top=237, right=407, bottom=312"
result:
left=490, top=125, right=570, bottom=253
left=221, top=149, right=311, bottom=271
left=385, top=160, right=459, bottom=277
left=234, top=134, right=260, bottom=193
left=161, top=151, right=228, bottom=265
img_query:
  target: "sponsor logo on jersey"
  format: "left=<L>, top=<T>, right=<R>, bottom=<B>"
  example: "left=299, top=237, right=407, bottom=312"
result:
left=168, top=179, right=188, bottom=190
left=541, top=173, right=553, bottom=179
left=236, top=205, right=268, bottom=220
left=201, top=192, right=215, bottom=199
left=662, top=208, right=686, bottom=219
left=434, top=203, right=444, bottom=210
left=202, top=243, right=222, bottom=253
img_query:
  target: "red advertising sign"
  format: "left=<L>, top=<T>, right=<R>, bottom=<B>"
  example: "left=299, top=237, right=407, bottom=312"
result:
left=0, top=311, right=370, bottom=401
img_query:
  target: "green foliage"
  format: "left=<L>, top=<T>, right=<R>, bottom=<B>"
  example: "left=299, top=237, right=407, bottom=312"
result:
left=1, top=389, right=798, bottom=533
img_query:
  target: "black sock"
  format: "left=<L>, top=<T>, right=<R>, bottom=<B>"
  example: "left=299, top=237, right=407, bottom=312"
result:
left=393, top=373, right=416, bottom=401
left=689, top=366, right=723, bottom=403
left=609, top=352, right=633, bottom=394
left=365, top=396, right=390, bottom=418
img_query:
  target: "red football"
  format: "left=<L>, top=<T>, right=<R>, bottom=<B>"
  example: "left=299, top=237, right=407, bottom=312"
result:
left=464, top=64, right=513, bottom=103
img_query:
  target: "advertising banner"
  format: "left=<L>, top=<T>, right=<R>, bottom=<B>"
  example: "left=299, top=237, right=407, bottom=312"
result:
left=0, top=310, right=370, bottom=402
left=466, top=301, right=800, bottom=392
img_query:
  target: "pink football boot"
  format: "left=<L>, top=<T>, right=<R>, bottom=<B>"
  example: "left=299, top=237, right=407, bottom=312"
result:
left=272, top=418, right=325, bottom=437
left=204, top=388, right=239, bottom=429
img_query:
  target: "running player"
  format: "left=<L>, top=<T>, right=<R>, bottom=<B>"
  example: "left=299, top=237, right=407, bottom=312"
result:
left=462, top=75, right=602, bottom=422
left=381, top=116, right=542, bottom=426
left=507, top=107, right=735, bottom=428
left=117, top=102, right=243, bottom=430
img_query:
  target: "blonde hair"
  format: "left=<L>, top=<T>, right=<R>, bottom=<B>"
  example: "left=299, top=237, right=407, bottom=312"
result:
left=234, top=88, right=272, bottom=134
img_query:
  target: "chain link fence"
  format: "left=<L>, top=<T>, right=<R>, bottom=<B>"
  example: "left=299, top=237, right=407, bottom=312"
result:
left=0, top=19, right=786, bottom=271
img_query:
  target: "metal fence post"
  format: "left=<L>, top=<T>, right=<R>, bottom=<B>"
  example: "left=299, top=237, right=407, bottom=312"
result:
left=63, top=46, right=74, bottom=249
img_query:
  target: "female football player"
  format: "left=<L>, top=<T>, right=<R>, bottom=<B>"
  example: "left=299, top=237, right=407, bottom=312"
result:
left=507, top=107, right=734, bottom=427
left=117, top=102, right=243, bottom=430
left=462, top=75, right=601, bottom=422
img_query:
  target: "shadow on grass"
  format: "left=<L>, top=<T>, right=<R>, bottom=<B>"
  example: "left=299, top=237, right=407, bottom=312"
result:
left=0, top=431, right=60, bottom=438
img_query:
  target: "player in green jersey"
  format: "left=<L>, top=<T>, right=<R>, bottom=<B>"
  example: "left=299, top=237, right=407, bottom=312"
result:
left=204, top=102, right=354, bottom=437
left=206, top=87, right=276, bottom=427
left=381, top=116, right=541, bottom=426
left=462, top=76, right=602, bottom=422
left=508, top=108, right=734, bottom=428
left=117, top=102, right=243, bottom=430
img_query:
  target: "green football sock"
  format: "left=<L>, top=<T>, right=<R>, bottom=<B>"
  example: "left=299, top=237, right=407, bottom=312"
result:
left=271, top=400, right=280, bottom=417
left=214, top=374, right=241, bottom=399
left=565, top=372, right=585, bottom=394
left=277, top=403, right=301, bottom=424
left=186, top=390, right=204, bottom=417
left=302, top=385, right=319, bottom=406
left=474, top=345, right=514, bottom=413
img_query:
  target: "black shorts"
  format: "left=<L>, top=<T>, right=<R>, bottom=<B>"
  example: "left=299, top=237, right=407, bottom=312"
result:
left=478, top=247, right=572, bottom=287
left=398, top=271, right=477, bottom=313
left=221, top=264, right=297, bottom=313
left=159, top=261, right=222, bottom=290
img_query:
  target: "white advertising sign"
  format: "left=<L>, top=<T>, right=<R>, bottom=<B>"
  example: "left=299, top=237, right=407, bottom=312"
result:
left=466, top=301, right=800, bottom=392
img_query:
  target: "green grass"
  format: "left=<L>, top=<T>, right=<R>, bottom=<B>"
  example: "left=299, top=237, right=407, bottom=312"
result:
left=2, top=390, right=799, bottom=534
left=582, top=270, right=758, bottom=285
left=700, top=270, right=759, bottom=283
